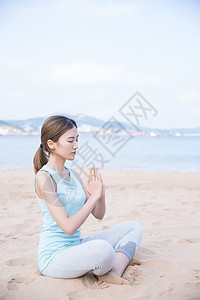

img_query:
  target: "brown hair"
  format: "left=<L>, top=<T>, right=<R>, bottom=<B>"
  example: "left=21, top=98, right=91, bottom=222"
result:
left=33, top=115, right=77, bottom=174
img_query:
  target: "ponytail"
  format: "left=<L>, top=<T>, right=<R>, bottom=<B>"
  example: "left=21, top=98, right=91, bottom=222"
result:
left=33, top=145, right=49, bottom=174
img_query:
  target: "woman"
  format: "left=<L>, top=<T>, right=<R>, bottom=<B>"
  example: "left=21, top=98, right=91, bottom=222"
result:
left=33, top=115, right=143, bottom=285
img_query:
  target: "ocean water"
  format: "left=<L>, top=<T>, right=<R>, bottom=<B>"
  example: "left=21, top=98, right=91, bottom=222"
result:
left=0, top=135, right=199, bottom=172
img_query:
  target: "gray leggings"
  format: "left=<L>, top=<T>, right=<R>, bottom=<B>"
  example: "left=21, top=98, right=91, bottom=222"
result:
left=41, top=220, right=143, bottom=278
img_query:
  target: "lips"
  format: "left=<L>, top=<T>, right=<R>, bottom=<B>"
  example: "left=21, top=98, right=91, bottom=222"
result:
left=71, top=152, right=76, bottom=155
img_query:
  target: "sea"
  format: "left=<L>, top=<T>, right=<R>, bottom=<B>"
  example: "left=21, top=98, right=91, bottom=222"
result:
left=0, top=135, right=200, bottom=172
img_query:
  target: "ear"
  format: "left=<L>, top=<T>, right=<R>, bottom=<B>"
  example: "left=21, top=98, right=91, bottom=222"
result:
left=47, top=139, right=55, bottom=150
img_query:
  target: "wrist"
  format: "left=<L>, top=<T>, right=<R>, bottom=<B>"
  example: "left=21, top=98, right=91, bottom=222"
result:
left=89, top=194, right=99, bottom=202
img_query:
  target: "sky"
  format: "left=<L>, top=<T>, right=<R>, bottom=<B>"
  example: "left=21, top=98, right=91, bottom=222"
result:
left=0, top=0, right=199, bottom=129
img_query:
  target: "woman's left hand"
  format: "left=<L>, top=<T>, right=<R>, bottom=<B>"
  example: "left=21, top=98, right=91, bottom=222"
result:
left=96, top=168, right=105, bottom=198
left=88, top=166, right=105, bottom=198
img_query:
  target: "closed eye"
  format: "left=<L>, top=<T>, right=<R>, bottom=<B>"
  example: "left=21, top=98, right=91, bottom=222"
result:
left=68, top=140, right=78, bottom=143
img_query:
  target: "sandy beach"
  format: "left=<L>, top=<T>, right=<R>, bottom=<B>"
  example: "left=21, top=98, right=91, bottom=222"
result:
left=0, top=168, right=200, bottom=300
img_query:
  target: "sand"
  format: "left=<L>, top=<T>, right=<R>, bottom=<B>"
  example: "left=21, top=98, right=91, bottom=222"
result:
left=0, top=168, right=200, bottom=300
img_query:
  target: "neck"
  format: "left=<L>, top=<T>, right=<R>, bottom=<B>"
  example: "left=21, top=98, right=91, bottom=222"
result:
left=47, top=155, right=67, bottom=174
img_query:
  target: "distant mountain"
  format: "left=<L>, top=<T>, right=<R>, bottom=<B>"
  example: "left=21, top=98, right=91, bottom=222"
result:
left=9, top=117, right=46, bottom=132
left=0, top=114, right=199, bottom=136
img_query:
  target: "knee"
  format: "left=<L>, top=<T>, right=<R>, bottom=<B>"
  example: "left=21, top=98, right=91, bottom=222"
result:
left=93, top=240, right=115, bottom=272
left=96, top=240, right=115, bottom=262
left=125, top=220, right=143, bottom=236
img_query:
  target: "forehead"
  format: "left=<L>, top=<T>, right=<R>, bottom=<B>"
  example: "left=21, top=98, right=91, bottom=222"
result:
left=63, top=127, right=78, bottom=138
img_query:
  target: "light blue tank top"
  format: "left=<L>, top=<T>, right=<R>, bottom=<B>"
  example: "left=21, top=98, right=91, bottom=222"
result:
left=34, top=164, right=86, bottom=272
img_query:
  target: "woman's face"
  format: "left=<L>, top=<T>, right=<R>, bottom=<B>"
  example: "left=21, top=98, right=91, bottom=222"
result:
left=54, top=126, right=79, bottom=160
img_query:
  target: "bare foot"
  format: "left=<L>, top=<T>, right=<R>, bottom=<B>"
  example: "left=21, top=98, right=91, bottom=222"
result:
left=97, top=271, right=131, bottom=285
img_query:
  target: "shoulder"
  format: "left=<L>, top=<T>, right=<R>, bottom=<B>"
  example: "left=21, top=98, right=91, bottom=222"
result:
left=35, top=170, right=57, bottom=194
left=36, top=169, right=52, bottom=183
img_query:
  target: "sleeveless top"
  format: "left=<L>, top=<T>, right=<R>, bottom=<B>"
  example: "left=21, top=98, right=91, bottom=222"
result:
left=34, top=164, right=86, bottom=272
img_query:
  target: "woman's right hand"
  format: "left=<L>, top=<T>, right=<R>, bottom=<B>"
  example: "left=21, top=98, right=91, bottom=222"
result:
left=86, top=166, right=103, bottom=200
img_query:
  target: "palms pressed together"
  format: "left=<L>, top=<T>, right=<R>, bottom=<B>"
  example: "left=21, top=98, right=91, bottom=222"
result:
left=86, top=166, right=105, bottom=199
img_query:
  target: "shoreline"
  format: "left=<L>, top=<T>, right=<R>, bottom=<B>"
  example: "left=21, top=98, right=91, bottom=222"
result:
left=0, top=167, right=200, bottom=173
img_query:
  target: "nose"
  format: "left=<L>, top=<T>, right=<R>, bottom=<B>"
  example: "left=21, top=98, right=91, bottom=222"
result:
left=73, top=140, right=78, bottom=149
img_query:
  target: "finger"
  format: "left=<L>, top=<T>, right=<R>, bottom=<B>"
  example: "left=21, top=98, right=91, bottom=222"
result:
left=93, top=168, right=97, bottom=179
left=92, top=168, right=96, bottom=179
left=98, top=173, right=102, bottom=182
left=92, top=167, right=97, bottom=179
left=90, top=168, right=94, bottom=180
left=95, top=169, right=100, bottom=181
left=95, top=167, right=99, bottom=176
left=92, top=166, right=96, bottom=176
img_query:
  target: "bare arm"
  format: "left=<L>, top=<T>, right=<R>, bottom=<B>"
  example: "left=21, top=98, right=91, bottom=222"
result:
left=36, top=171, right=101, bottom=236
left=90, top=180, right=105, bottom=220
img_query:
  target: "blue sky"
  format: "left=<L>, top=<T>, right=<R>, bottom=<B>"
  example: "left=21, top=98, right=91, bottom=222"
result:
left=0, top=0, right=199, bottom=129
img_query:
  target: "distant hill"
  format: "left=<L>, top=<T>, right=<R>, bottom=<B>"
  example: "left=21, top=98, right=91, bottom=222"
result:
left=0, top=114, right=199, bottom=136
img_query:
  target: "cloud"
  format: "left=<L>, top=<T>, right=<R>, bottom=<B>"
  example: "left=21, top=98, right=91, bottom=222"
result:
left=52, top=62, right=163, bottom=86
left=177, top=91, right=199, bottom=103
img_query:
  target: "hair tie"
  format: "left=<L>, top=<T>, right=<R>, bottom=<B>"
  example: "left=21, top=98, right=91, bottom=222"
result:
left=40, top=144, right=43, bottom=149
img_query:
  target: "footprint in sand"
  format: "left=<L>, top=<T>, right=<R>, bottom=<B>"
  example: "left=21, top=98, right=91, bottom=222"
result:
left=6, top=268, right=40, bottom=291
left=7, top=278, right=19, bottom=291
left=7, top=275, right=36, bottom=290
left=178, top=238, right=200, bottom=244
left=4, top=258, right=34, bottom=266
